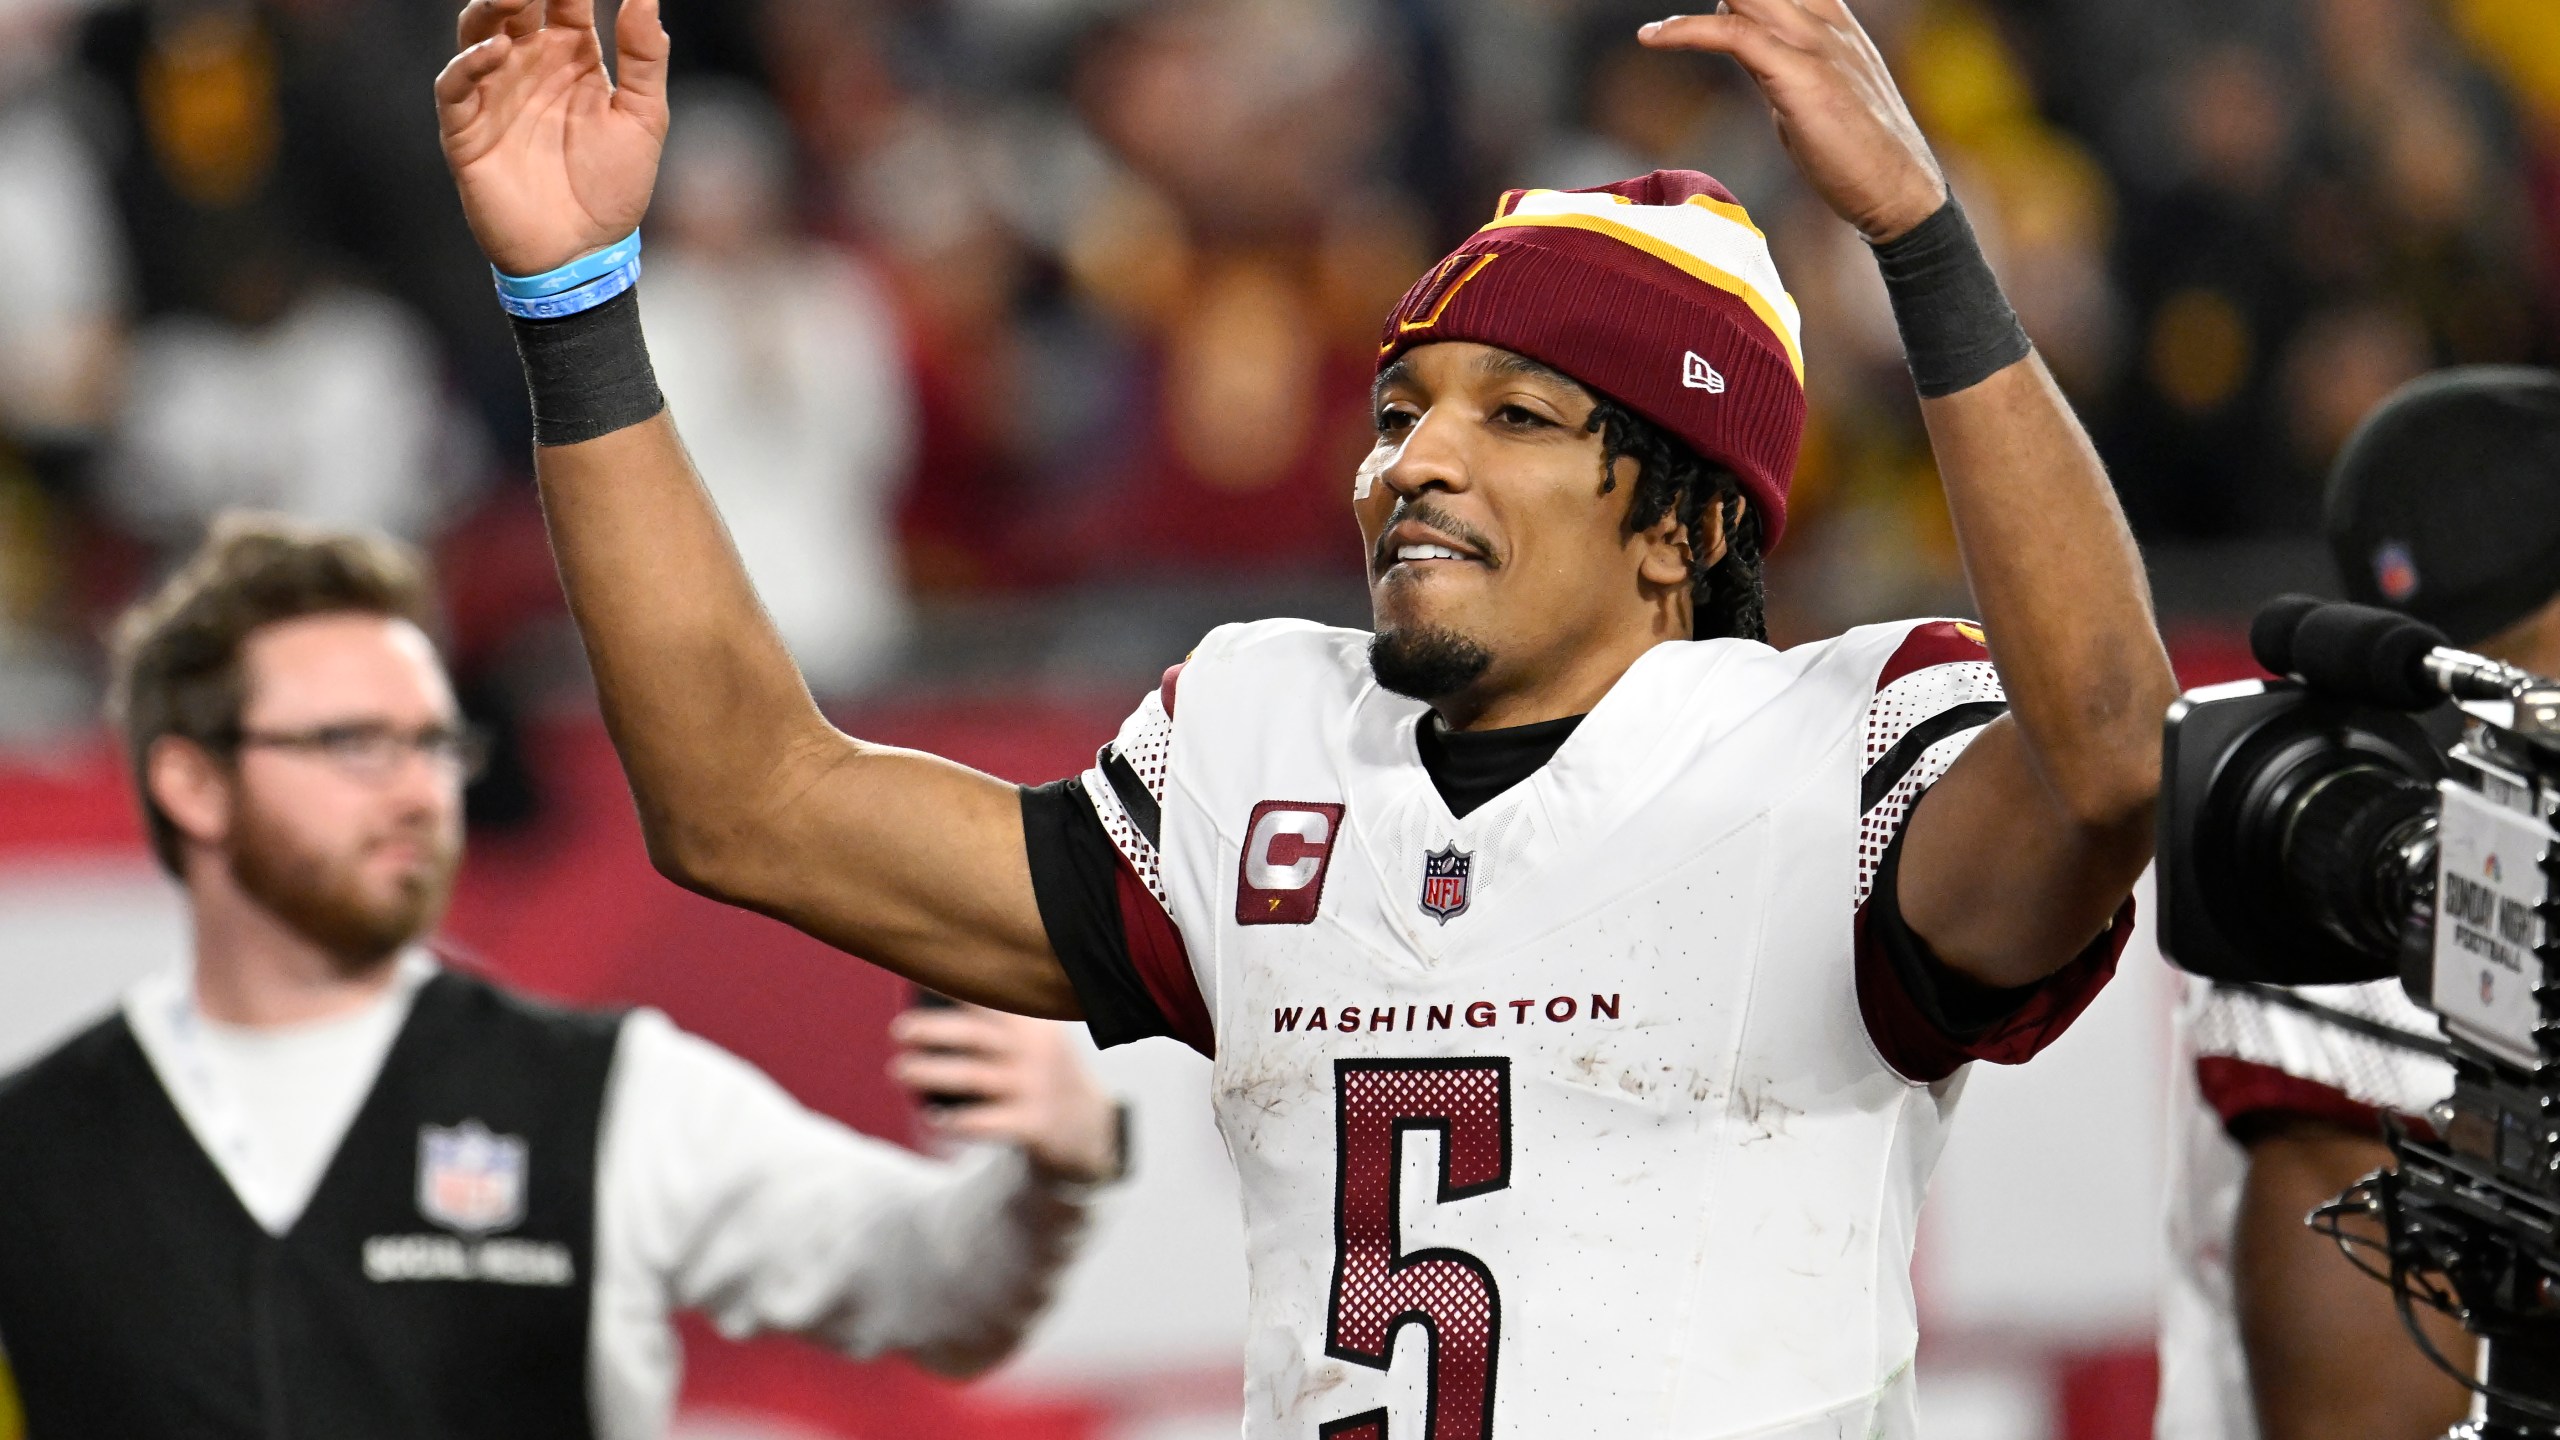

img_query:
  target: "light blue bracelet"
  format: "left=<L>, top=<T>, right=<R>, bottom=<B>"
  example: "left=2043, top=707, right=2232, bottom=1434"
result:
left=497, top=254, right=642, bottom=320
left=492, top=229, right=643, bottom=301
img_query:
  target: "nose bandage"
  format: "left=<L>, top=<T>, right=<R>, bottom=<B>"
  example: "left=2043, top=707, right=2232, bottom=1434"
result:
left=1353, top=441, right=1402, bottom=501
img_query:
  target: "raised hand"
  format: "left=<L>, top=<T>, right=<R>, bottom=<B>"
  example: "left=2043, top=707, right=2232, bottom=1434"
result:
left=1640, top=0, right=1945, bottom=243
left=434, top=0, right=669, bottom=276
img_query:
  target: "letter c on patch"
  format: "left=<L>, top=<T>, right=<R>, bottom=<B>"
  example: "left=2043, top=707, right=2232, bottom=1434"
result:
left=1237, top=800, right=1346, bottom=926
left=1246, top=809, right=1332, bottom=890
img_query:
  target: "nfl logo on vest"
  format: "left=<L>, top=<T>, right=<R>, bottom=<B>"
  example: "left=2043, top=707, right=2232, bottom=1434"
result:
left=417, top=1120, right=528, bottom=1235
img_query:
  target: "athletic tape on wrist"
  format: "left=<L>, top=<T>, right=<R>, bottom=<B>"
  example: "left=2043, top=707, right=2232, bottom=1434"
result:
left=493, top=229, right=644, bottom=300
left=1869, top=197, right=2032, bottom=398
left=511, top=286, right=665, bottom=447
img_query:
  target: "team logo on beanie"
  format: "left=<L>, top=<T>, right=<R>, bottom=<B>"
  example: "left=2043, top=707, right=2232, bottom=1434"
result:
left=1389, top=253, right=1500, bottom=349
left=2373, top=541, right=2420, bottom=603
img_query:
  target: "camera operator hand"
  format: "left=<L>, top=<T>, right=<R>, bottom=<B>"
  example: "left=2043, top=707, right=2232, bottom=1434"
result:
left=434, top=0, right=668, bottom=276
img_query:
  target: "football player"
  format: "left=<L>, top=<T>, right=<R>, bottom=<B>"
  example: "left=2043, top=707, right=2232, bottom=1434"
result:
left=433, top=0, right=2173, bottom=1433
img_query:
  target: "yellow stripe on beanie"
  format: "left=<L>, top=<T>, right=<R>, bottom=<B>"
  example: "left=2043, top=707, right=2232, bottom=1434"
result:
left=1480, top=188, right=1804, bottom=379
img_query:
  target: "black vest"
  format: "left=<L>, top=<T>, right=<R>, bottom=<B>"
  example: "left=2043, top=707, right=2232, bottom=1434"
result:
left=0, top=971, right=623, bottom=1439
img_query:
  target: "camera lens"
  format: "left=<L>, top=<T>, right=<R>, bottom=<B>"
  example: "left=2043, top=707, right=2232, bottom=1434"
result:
left=2159, top=679, right=2446, bottom=985
left=2277, top=762, right=2438, bottom=959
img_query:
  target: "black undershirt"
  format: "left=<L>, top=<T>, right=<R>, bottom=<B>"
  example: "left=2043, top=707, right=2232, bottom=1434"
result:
left=1020, top=712, right=2040, bottom=1048
left=1414, top=712, right=1586, bottom=818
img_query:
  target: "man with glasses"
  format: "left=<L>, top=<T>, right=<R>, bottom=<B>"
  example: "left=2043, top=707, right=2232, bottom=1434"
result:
left=0, top=512, right=1123, bottom=1438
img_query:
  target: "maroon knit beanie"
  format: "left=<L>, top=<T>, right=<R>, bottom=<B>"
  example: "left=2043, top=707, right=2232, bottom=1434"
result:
left=1378, top=171, right=1807, bottom=549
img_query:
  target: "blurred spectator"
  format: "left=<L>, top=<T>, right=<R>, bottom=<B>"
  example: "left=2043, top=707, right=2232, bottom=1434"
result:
left=2447, top=0, right=2560, bottom=332
left=643, top=83, right=918, bottom=696
left=2003, top=0, right=2544, bottom=542
left=1038, top=0, right=1426, bottom=582
left=0, top=0, right=2541, bottom=704
left=2105, top=42, right=2311, bottom=537
left=78, top=0, right=524, bottom=448
left=1525, top=19, right=1794, bottom=213
left=0, top=0, right=123, bottom=461
left=103, top=252, right=480, bottom=543
left=79, top=1, right=307, bottom=331
left=63, top=0, right=489, bottom=547
left=756, top=0, right=1041, bottom=592
left=0, top=0, right=126, bottom=738
left=258, top=0, right=538, bottom=454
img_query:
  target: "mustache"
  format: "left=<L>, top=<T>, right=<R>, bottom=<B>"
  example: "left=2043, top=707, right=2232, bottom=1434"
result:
left=357, top=812, right=463, bottom=876
left=1371, top=499, right=1501, bottom=574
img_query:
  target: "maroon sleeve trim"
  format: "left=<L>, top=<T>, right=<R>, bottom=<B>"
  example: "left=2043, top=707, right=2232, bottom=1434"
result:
left=1874, top=620, right=1992, bottom=692
left=1115, top=858, right=1213, bottom=1057
left=1160, top=661, right=1186, bottom=719
left=1856, top=897, right=2132, bottom=1082
left=2193, top=1056, right=2412, bottom=1142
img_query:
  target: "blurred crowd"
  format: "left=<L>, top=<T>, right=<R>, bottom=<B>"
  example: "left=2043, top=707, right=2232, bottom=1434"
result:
left=0, top=0, right=2552, bottom=741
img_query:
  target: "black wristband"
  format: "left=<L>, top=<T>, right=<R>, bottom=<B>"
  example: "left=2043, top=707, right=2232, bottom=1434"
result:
left=509, top=287, right=666, bottom=447
left=1869, top=197, right=2032, bottom=398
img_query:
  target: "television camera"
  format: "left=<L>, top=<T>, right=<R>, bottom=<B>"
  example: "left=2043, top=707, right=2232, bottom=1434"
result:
left=2160, top=595, right=2560, bottom=1439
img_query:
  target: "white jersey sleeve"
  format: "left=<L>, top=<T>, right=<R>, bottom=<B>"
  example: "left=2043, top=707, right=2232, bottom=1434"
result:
left=587, top=1010, right=1094, bottom=1439
left=1083, top=668, right=1177, bottom=913
left=1075, top=660, right=1217, bottom=1052
left=1848, top=619, right=2131, bottom=1082
left=1853, top=620, right=2006, bottom=905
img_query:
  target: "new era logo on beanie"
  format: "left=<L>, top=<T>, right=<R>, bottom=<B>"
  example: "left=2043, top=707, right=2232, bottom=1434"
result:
left=1378, top=170, right=1807, bottom=548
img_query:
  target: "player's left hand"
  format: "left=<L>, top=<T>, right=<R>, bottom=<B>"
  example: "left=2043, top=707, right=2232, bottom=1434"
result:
left=1640, top=1, right=1945, bottom=243
left=890, top=1004, right=1123, bottom=1185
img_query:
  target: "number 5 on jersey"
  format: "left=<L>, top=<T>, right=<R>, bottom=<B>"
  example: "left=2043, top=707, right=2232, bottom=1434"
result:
left=1323, top=1058, right=1513, bottom=1440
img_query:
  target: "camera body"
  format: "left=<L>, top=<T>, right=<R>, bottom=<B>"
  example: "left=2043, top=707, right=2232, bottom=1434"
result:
left=2160, top=619, right=2560, bottom=1435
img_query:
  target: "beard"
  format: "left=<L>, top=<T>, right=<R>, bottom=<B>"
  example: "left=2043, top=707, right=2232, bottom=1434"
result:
left=1369, top=624, right=1494, bottom=702
left=226, top=795, right=458, bottom=970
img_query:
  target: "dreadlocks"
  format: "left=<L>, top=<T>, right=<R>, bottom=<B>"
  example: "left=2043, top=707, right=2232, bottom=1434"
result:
left=1585, top=396, right=1768, bottom=643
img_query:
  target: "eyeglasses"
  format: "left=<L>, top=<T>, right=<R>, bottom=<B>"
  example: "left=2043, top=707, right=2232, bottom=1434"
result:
left=226, top=722, right=491, bottom=783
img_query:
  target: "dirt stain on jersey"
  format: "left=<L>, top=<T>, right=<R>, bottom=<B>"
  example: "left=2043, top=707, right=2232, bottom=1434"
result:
left=1220, top=1050, right=1313, bottom=1123
left=1733, top=1080, right=1802, bottom=1144
left=1292, top=1362, right=1348, bottom=1408
left=1543, top=1039, right=1707, bottom=1115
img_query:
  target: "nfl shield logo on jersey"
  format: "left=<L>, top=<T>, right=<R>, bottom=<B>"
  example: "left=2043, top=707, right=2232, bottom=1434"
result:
left=417, top=1120, right=527, bottom=1235
left=1419, top=843, right=1474, bottom=923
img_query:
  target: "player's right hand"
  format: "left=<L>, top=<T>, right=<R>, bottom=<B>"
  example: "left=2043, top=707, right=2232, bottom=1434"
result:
left=1639, top=0, right=1946, bottom=244
left=434, top=0, right=669, bottom=277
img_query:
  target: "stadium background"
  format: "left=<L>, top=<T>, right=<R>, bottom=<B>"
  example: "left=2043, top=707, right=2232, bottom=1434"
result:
left=0, top=0, right=2553, bottom=1433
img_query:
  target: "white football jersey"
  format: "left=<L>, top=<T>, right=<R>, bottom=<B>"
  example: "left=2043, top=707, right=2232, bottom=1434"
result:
left=2154, top=977, right=2453, bottom=1440
left=1078, top=617, right=2121, bottom=1440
